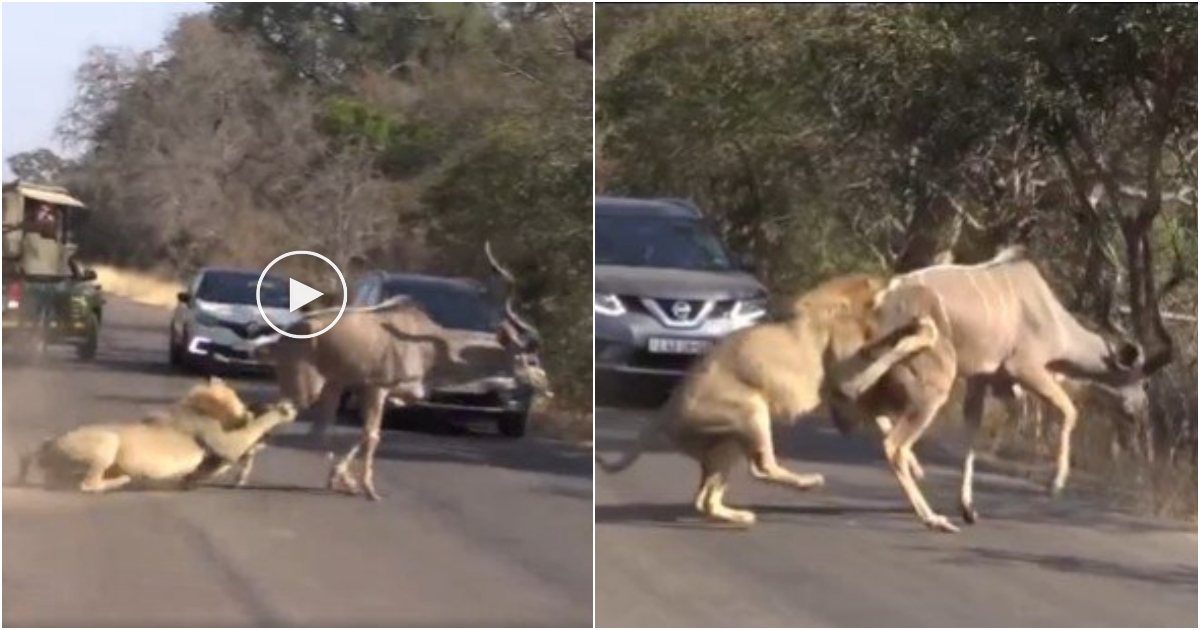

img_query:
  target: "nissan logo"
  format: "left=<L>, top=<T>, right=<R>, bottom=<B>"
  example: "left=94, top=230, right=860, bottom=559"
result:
left=670, top=300, right=692, bottom=320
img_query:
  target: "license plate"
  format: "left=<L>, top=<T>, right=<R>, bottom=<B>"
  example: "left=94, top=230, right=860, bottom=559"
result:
left=647, top=337, right=712, bottom=354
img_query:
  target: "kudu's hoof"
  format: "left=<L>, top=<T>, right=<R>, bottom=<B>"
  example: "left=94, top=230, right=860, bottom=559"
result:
left=960, top=504, right=979, bottom=525
left=705, top=509, right=757, bottom=527
left=923, top=514, right=961, bottom=534
left=328, top=471, right=361, bottom=496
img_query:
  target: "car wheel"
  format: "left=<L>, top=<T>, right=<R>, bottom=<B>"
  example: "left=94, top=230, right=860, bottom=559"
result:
left=75, top=312, right=99, bottom=361
left=497, top=411, right=529, bottom=439
left=168, top=329, right=184, bottom=368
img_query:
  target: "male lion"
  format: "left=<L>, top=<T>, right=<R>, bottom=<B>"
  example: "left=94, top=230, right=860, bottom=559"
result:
left=596, top=273, right=941, bottom=526
left=15, top=378, right=298, bottom=493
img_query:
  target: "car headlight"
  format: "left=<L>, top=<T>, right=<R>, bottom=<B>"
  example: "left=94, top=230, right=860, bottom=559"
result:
left=731, top=296, right=768, bottom=323
left=192, top=309, right=221, bottom=327
left=594, top=293, right=626, bottom=317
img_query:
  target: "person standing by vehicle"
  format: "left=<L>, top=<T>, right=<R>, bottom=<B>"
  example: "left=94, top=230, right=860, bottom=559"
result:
left=19, top=202, right=70, bottom=328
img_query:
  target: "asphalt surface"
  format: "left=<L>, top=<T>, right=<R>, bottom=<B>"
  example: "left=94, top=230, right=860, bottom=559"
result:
left=3, top=299, right=593, bottom=627
left=595, top=406, right=1197, bottom=627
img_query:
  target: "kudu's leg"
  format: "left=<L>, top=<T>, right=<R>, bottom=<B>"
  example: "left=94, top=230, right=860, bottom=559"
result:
left=357, top=387, right=389, bottom=501
left=1018, top=370, right=1078, bottom=496
left=883, top=394, right=957, bottom=533
left=328, top=388, right=365, bottom=495
left=958, top=378, right=988, bottom=524
left=746, top=397, right=825, bottom=493
left=874, top=416, right=925, bottom=480
left=834, top=315, right=940, bottom=399
left=328, top=442, right=363, bottom=495
left=233, top=443, right=264, bottom=487
left=694, top=440, right=754, bottom=526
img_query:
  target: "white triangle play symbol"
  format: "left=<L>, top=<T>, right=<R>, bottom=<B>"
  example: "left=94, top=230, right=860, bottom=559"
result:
left=289, top=278, right=324, bottom=313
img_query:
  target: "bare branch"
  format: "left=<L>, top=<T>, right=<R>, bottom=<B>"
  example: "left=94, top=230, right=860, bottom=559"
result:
left=551, top=3, right=591, bottom=65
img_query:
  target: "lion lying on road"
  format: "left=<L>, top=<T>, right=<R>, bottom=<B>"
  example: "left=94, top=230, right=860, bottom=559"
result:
left=16, top=378, right=298, bottom=493
left=596, top=274, right=941, bottom=526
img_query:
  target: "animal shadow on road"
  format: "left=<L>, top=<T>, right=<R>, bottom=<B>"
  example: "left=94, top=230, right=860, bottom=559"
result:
left=197, top=481, right=335, bottom=496
left=594, top=501, right=913, bottom=530
left=909, top=544, right=1197, bottom=588
left=267, top=411, right=593, bottom=480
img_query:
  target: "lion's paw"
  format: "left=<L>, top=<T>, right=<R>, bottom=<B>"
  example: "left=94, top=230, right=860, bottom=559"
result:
left=272, top=399, right=299, bottom=420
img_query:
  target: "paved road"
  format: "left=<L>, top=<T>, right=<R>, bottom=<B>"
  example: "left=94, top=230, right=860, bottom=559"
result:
left=595, top=407, right=1197, bottom=627
left=4, top=299, right=593, bottom=627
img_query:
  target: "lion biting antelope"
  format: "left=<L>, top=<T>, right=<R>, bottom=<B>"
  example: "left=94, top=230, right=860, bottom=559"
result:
left=598, top=245, right=1159, bottom=533
left=16, top=377, right=298, bottom=493
left=596, top=272, right=944, bottom=527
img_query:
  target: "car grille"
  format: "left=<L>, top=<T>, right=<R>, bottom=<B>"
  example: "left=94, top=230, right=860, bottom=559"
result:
left=425, top=390, right=506, bottom=407
left=625, top=297, right=737, bottom=325
left=221, top=320, right=262, bottom=339
left=196, top=340, right=255, bottom=362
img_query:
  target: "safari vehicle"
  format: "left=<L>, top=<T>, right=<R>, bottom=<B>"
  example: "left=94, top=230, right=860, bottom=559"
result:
left=2, top=181, right=104, bottom=361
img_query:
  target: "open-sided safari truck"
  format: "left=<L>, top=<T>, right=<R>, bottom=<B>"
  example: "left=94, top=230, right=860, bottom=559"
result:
left=2, top=181, right=104, bottom=360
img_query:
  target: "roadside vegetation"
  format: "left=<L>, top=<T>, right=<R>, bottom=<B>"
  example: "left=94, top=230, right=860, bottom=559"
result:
left=598, top=4, right=1196, bottom=517
left=8, top=3, right=594, bottom=423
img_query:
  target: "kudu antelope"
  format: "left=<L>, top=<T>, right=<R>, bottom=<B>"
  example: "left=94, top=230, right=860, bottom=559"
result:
left=233, top=242, right=551, bottom=501
left=842, top=245, right=1161, bottom=529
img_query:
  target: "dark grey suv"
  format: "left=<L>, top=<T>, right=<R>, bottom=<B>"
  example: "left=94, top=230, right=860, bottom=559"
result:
left=595, top=196, right=768, bottom=396
left=342, top=271, right=541, bottom=437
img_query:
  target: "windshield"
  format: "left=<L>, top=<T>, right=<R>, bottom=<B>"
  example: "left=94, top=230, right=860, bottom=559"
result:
left=196, top=271, right=290, bottom=309
left=382, top=281, right=500, bottom=332
left=596, top=214, right=735, bottom=271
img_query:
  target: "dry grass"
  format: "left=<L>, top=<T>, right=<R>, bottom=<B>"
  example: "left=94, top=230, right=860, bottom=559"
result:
left=89, top=263, right=183, bottom=310
left=946, top=381, right=1199, bottom=521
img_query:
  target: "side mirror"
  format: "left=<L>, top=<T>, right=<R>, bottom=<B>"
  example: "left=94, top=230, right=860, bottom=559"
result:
left=177, top=291, right=190, bottom=304
left=79, top=268, right=98, bottom=282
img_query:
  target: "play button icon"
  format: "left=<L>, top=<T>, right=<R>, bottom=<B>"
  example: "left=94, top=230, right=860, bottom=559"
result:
left=288, top=278, right=323, bottom=313
left=256, top=250, right=347, bottom=339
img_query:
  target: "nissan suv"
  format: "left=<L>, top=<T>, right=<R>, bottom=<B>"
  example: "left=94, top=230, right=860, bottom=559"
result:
left=595, top=196, right=768, bottom=401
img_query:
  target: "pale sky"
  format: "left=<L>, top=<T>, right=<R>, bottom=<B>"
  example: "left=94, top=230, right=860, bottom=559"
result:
left=2, top=1, right=210, bottom=179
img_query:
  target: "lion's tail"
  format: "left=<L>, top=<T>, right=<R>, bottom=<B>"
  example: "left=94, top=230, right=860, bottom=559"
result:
left=15, top=439, right=49, bottom=486
left=595, top=415, right=662, bottom=475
